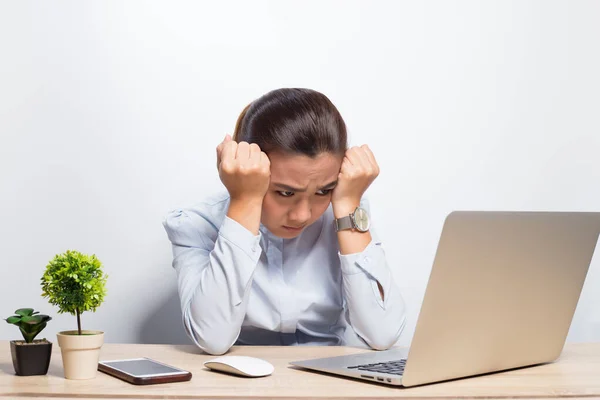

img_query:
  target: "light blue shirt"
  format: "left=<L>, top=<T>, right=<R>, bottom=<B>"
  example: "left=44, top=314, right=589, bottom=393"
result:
left=162, top=192, right=406, bottom=355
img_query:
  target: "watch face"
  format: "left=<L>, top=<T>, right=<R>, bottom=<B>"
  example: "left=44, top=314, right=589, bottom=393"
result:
left=353, top=207, right=370, bottom=232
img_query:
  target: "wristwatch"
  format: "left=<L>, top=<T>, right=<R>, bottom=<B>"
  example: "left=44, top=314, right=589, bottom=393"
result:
left=334, top=206, right=370, bottom=232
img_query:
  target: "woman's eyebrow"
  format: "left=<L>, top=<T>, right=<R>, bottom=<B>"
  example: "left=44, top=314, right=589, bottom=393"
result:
left=319, top=180, right=338, bottom=190
left=273, top=180, right=337, bottom=192
left=273, top=183, right=306, bottom=192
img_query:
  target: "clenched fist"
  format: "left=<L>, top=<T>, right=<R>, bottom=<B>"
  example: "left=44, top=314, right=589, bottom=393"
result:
left=216, top=134, right=271, bottom=202
left=331, top=144, right=380, bottom=215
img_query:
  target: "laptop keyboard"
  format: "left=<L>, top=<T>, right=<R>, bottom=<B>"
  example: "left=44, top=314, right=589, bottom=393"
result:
left=347, top=359, right=407, bottom=375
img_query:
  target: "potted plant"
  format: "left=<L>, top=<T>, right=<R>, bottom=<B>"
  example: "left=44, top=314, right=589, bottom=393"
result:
left=5, top=308, right=52, bottom=376
left=41, top=250, right=108, bottom=380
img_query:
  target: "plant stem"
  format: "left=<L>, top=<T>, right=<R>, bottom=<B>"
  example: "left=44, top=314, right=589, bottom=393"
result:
left=76, top=308, right=82, bottom=335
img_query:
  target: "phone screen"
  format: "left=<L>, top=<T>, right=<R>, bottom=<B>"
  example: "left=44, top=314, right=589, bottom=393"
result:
left=101, top=358, right=186, bottom=377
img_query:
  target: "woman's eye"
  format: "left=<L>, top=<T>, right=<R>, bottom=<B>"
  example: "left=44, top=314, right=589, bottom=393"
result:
left=277, top=191, right=294, bottom=197
left=316, top=189, right=332, bottom=196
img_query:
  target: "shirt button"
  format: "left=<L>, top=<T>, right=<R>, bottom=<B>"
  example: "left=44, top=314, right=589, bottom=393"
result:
left=364, top=257, right=370, bottom=264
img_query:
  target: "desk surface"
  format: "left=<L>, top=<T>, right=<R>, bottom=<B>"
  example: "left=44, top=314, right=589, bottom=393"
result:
left=1, top=341, right=599, bottom=399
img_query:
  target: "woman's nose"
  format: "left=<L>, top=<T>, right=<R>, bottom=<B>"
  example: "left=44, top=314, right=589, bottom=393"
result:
left=289, top=201, right=311, bottom=225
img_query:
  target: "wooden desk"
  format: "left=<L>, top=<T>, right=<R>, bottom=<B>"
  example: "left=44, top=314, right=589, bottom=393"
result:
left=1, top=341, right=599, bottom=399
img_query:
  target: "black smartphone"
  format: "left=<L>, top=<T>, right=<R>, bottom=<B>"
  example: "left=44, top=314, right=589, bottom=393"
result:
left=98, top=357, right=192, bottom=385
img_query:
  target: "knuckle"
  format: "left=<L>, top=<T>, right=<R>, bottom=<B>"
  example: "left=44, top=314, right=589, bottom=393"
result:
left=221, top=163, right=234, bottom=174
left=238, top=164, right=249, bottom=174
left=262, top=153, right=271, bottom=164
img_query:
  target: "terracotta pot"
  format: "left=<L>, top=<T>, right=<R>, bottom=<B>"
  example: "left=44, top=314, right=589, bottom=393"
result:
left=10, top=340, right=52, bottom=376
left=56, top=330, right=104, bottom=380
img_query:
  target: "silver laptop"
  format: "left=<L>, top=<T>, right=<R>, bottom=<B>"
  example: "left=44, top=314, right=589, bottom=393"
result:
left=291, top=211, right=600, bottom=387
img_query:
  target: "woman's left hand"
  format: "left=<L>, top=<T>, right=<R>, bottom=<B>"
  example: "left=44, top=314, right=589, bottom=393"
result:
left=331, top=145, right=380, bottom=216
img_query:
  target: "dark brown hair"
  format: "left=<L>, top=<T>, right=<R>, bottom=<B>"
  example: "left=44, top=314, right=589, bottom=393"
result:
left=233, top=88, right=347, bottom=157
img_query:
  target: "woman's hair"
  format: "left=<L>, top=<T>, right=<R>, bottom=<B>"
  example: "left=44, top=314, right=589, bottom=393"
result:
left=232, top=88, right=347, bottom=157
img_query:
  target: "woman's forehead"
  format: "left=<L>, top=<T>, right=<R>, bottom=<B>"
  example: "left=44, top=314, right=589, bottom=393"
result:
left=269, top=152, right=341, bottom=185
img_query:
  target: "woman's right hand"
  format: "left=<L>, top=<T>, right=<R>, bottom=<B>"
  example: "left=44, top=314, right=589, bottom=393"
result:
left=216, top=134, right=271, bottom=203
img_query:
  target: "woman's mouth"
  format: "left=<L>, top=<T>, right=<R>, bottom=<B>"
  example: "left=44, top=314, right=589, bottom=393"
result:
left=283, top=225, right=304, bottom=232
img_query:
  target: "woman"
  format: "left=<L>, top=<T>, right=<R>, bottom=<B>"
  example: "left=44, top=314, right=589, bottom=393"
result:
left=163, top=88, right=406, bottom=355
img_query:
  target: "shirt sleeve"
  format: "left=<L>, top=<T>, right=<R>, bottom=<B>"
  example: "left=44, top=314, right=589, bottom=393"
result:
left=338, top=198, right=407, bottom=350
left=163, top=205, right=262, bottom=355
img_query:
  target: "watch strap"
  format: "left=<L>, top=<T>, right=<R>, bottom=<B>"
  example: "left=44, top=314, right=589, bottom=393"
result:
left=334, top=215, right=354, bottom=231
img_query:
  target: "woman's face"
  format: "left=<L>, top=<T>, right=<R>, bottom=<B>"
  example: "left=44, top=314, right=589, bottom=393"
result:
left=261, top=151, right=343, bottom=239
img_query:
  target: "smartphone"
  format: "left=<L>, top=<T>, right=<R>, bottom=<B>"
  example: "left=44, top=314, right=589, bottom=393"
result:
left=98, top=357, right=192, bottom=385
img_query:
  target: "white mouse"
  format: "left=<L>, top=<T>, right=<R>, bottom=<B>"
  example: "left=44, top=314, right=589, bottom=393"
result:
left=203, top=355, right=274, bottom=377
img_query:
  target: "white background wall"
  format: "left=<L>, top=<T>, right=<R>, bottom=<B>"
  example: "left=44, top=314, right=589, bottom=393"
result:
left=1, top=0, right=599, bottom=347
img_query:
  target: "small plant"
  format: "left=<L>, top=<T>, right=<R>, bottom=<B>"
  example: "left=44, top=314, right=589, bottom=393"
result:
left=5, top=308, right=52, bottom=343
left=41, top=250, right=108, bottom=335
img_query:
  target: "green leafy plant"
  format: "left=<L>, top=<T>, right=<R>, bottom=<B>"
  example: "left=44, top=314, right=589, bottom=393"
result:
left=5, top=308, right=52, bottom=343
left=41, top=250, right=108, bottom=335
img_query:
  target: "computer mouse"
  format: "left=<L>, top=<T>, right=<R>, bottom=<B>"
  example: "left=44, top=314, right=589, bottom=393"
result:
left=203, top=355, right=274, bottom=377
